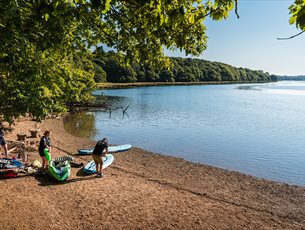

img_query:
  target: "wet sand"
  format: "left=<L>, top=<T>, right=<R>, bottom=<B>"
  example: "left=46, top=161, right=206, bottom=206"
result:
left=1, top=117, right=305, bottom=229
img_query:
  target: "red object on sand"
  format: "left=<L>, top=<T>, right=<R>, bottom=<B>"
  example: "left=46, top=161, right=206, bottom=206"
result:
left=0, top=169, right=18, bottom=178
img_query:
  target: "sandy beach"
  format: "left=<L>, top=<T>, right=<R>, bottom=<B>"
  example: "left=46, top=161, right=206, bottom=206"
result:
left=1, top=116, right=305, bottom=229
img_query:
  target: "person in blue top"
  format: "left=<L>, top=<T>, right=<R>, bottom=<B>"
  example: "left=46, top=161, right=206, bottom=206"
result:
left=92, top=138, right=108, bottom=178
left=0, top=122, right=8, bottom=158
left=38, top=130, right=51, bottom=170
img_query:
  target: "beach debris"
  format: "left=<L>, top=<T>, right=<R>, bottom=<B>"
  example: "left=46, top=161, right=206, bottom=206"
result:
left=0, top=169, right=18, bottom=178
left=29, top=129, right=39, bottom=138
left=0, top=158, right=25, bottom=178
left=18, top=166, right=38, bottom=175
left=17, top=133, right=27, bottom=141
left=123, top=105, right=130, bottom=115
left=31, top=160, right=42, bottom=169
left=0, top=158, right=23, bottom=169
left=25, top=167, right=37, bottom=175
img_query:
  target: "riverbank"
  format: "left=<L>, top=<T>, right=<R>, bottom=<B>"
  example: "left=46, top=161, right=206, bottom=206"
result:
left=1, top=117, right=305, bottom=229
left=97, top=81, right=273, bottom=89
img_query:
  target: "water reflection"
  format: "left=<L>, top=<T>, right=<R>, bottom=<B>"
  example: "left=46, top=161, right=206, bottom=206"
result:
left=236, top=85, right=261, bottom=91
left=64, top=95, right=131, bottom=137
left=63, top=112, right=96, bottom=138
left=93, top=94, right=131, bottom=110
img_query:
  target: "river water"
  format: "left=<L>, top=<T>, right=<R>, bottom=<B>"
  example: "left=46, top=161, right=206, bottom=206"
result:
left=64, top=81, right=305, bottom=185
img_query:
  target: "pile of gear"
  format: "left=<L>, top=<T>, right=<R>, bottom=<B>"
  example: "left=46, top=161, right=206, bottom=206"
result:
left=0, top=156, right=83, bottom=180
left=0, top=158, right=39, bottom=178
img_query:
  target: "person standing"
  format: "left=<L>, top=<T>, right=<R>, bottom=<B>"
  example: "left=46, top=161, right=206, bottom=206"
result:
left=38, top=130, right=51, bottom=170
left=0, top=122, right=8, bottom=157
left=92, top=138, right=108, bottom=178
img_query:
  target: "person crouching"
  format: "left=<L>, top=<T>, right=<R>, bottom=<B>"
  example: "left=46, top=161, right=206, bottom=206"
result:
left=92, top=138, right=108, bottom=178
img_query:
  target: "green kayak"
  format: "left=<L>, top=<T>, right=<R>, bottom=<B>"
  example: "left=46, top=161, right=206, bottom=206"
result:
left=48, top=160, right=71, bottom=182
left=44, top=149, right=72, bottom=181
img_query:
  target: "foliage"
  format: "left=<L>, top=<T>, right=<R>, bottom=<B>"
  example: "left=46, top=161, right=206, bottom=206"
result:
left=289, top=0, right=305, bottom=31
left=84, top=0, right=237, bottom=67
left=93, top=62, right=108, bottom=83
left=0, top=50, right=96, bottom=122
left=0, top=0, right=96, bottom=122
left=93, top=51, right=274, bottom=83
left=277, top=75, right=305, bottom=81
left=0, top=0, right=237, bottom=121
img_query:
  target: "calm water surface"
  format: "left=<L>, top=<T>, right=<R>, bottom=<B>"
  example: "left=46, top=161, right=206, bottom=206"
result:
left=65, top=81, right=305, bottom=185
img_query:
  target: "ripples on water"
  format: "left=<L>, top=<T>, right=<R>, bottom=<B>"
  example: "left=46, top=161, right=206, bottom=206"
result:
left=65, top=81, right=305, bottom=185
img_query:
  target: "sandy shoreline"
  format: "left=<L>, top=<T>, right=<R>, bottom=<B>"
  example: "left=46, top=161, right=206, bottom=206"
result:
left=1, top=117, right=305, bottom=229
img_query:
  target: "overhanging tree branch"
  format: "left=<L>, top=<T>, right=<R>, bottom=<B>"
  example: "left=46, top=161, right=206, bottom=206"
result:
left=277, top=31, right=304, bottom=40
left=235, top=0, right=240, bottom=19
left=187, top=0, right=239, bottom=32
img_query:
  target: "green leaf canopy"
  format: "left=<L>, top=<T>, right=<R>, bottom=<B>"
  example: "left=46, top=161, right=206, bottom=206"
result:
left=0, top=0, right=237, bottom=121
left=289, top=0, right=305, bottom=31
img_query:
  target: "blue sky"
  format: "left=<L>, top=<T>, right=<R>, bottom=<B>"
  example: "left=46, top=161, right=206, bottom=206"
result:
left=165, top=1, right=305, bottom=76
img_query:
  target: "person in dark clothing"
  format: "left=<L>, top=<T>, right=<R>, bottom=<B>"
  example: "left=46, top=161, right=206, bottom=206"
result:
left=0, top=122, right=8, bottom=158
left=38, top=130, right=51, bottom=170
left=92, top=138, right=108, bottom=177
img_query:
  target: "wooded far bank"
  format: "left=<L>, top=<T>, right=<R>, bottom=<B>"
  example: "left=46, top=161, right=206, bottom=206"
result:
left=96, top=81, right=271, bottom=89
left=92, top=49, right=278, bottom=84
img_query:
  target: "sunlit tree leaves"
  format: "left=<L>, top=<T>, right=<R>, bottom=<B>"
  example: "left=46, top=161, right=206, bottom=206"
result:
left=0, top=0, right=237, bottom=121
left=289, top=0, right=305, bottom=30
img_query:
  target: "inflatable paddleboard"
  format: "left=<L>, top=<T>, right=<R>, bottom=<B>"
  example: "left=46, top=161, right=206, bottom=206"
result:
left=83, top=154, right=114, bottom=174
left=78, top=144, right=132, bottom=155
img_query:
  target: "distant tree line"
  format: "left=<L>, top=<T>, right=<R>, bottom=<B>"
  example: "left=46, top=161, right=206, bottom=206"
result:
left=277, top=76, right=305, bottom=81
left=92, top=48, right=278, bottom=83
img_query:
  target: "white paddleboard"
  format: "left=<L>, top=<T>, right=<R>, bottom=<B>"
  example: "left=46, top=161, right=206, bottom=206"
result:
left=83, top=154, right=114, bottom=174
left=78, top=144, right=132, bottom=155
